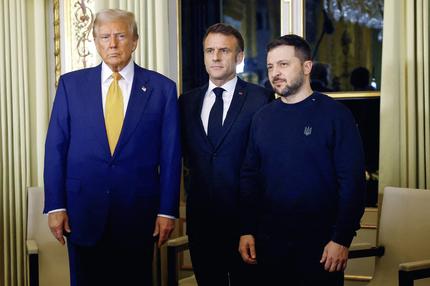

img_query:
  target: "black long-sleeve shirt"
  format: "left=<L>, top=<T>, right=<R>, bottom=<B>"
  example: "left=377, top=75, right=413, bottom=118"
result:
left=240, top=92, right=366, bottom=247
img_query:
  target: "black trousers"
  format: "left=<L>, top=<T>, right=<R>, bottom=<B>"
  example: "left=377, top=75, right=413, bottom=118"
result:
left=256, top=236, right=344, bottom=286
left=67, top=233, right=155, bottom=286
left=188, top=234, right=259, bottom=286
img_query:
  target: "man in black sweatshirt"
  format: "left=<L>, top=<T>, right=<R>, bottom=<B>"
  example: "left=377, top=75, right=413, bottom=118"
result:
left=238, top=34, right=365, bottom=286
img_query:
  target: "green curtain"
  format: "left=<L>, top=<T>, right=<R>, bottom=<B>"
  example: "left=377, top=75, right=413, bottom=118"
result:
left=379, top=0, right=430, bottom=191
left=0, top=0, right=30, bottom=285
left=0, top=0, right=50, bottom=285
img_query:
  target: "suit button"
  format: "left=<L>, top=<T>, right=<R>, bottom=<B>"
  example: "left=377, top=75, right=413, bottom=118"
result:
left=213, top=153, right=217, bottom=158
left=106, top=189, right=111, bottom=195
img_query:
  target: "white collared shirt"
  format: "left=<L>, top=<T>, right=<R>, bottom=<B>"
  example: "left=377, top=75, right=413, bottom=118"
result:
left=101, top=59, right=134, bottom=116
left=201, top=76, right=238, bottom=134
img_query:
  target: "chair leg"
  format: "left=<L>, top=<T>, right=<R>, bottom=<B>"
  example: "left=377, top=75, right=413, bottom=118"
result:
left=399, top=270, right=414, bottom=286
left=399, top=268, right=430, bottom=286
left=29, top=253, right=39, bottom=286
left=167, top=246, right=179, bottom=286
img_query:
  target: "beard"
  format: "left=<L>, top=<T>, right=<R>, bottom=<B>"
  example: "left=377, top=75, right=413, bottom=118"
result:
left=272, top=73, right=304, bottom=97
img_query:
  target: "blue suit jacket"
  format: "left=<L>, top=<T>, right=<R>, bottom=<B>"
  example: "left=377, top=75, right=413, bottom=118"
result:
left=44, top=63, right=181, bottom=246
left=180, top=78, right=272, bottom=237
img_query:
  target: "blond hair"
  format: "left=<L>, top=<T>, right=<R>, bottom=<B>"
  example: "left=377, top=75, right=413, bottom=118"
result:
left=93, top=9, right=138, bottom=39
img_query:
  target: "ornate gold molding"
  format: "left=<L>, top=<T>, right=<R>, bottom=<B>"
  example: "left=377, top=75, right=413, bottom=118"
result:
left=72, top=0, right=94, bottom=68
left=55, top=0, right=96, bottom=77
left=327, top=91, right=380, bottom=99
left=274, top=91, right=379, bottom=100
left=54, top=0, right=61, bottom=87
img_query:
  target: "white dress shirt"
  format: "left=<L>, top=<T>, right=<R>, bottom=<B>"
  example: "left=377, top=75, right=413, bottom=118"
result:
left=201, top=76, right=238, bottom=134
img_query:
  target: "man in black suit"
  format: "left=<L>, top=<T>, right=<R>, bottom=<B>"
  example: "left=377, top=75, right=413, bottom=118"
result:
left=180, top=23, right=272, bottom=286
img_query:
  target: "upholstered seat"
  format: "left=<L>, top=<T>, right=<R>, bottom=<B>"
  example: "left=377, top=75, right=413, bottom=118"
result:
left=349, top=186, right=430, bottom=285
left=26, top=187, right=70, bottom=286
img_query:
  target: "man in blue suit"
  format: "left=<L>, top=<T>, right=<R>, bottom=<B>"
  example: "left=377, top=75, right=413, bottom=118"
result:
left=180, top=23, right=273, bottom=286
left=44, top=9, right=181, bottom=286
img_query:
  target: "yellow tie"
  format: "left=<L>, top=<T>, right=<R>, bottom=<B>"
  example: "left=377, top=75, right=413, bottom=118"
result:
left=105, top=72, right=124, bottom=155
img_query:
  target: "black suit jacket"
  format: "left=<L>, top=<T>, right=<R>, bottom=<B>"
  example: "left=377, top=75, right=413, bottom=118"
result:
left=180, top=78, right=273, bottom=238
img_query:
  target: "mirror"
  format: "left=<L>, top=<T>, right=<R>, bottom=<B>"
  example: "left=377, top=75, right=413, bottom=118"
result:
left=305, top=0, right=383, bottom=92
left=222, top=0, right=280, bottom=87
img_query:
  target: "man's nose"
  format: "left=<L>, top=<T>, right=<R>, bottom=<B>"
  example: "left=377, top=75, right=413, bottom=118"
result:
left=212, top=50, right=221, bottom=61
left=109, top=35, right=117, bottom=48
left=271, top=66, right=280, bottom=76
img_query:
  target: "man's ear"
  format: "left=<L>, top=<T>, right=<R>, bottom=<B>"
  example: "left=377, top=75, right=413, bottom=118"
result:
left=132, top=38, right=138, bottom=52
left=236, top=51, right=244, bottom=65
left=303, top=60, right=313, bottom=75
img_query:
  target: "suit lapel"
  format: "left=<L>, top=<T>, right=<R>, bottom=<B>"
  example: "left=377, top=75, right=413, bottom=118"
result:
left=85, top=64, right=111, bottom=157
left=213, top=78, right=247, bottom=149
left=114, top=64, right=152, bottom=156
left=194, top=84, right=212, bottom=146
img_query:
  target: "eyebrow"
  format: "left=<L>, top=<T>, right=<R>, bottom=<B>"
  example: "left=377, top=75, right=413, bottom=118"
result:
left=99, top=32, right=127, bottom=36
left=267, top=59, right=290, bottom=65
left=205, top=46, right=231, bottom=50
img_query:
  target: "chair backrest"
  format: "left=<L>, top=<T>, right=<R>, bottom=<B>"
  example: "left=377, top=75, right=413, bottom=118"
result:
left=369, top=186, right=430, bottom=286
left=27, top=187, right=70, bottom=286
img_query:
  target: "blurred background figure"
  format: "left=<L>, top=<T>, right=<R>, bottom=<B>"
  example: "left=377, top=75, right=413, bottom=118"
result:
left=350, top=67, right=376, bottom=91
left=311, top=62, right=333, bottom=92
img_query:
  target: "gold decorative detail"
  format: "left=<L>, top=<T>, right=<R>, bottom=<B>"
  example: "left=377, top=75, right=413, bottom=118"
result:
left=327, top=91, right=380, bottom=99
left=54, top=0, right=61, bottom=87
left=72, top=0, right=94, bottom=68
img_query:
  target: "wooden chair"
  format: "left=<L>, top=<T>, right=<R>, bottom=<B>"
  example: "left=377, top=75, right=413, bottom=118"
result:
left=165, top=235, right=197, bottom=286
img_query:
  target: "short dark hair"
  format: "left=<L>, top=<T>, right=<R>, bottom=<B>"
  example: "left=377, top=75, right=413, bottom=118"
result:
left=203, top=23, right=244, bottom=52
left=266, top=34, right=312, bottom=62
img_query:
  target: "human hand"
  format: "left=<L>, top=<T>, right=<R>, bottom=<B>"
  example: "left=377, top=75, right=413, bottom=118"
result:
left=239, top=234, right=257, bottom=264
left=320, top=240, right=349, bottom=272
left=48, top=211, right=71, bottom=245
left=153, top=216, right=175, bottom=247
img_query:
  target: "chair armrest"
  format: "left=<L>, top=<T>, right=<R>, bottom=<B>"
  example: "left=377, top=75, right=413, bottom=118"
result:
left=166, top=236, right=189, bottom=286
left=26, top=240, right=39, bottom=255
left=399, top=259, right=430, bottom=286
left=167, top=235, right=189, bottom=248
left=348, top=244, right=385, bottom=259
left=349, top=243, right=372, bottom=251
left=399, top=259, right=430, bottom=271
